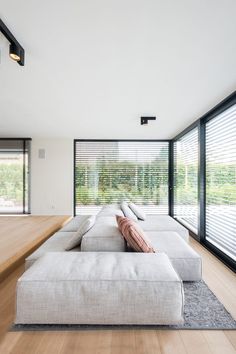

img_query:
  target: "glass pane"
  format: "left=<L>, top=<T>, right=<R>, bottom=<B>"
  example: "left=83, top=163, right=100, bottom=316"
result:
left=75, top=141, right=169, bottom=215
left=205, top=104, right=236, bottom=261
left=174, top=128, right=199, bottom=233
left=0, top=148, right=24, bottom=213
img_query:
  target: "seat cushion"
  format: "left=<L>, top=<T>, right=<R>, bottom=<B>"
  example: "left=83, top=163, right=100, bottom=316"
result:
left=16, top=252, right=184, bottom=325
left=138, top=215, right=189, bottom=242
left=147, top=231, right=202, bottom=281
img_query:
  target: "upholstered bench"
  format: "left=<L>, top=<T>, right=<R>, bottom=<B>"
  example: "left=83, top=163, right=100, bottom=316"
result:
left=15, top=252, right=184, bottom=325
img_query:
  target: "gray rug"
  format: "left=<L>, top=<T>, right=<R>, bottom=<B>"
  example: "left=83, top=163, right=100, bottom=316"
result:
left=11, top=281, right=236, bottom=331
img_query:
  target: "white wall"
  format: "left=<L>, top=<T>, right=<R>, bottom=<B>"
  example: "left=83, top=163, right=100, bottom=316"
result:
left=31, top=139, right=73, bottom=215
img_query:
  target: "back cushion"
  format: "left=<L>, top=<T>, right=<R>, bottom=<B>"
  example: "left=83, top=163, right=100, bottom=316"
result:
left=116, top=216, right=155, bottom=253
left=120, top=201, right=138, bottom=221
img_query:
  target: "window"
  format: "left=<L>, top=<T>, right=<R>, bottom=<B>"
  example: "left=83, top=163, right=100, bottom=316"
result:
left=205, top=104, right=236, bottom=261
left=74, top=140, right=169, bottom=215
left=173, top=128, right=199, bottom=233
left=0, top=139, right=31, bottom=214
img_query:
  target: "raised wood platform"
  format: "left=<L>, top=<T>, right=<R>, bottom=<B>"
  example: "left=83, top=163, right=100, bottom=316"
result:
left=0, top=215, right=71, bottom=281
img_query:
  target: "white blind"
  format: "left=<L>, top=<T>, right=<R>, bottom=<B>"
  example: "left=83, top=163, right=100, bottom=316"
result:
left=75, top=141, right=169, bottom=215
left=206, top=104, right=236, bottom=261
left=174, top=128, right=199, bottom=233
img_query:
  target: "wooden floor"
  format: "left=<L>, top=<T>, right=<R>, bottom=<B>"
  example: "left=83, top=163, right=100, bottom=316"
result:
left=0, top=215, right=70, bottom=281
left=0, top=222, right=235, bottom=353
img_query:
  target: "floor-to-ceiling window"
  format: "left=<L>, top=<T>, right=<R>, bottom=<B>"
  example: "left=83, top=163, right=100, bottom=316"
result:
left=74, top=140, right=169, bottom=215
left=172, top=92, right=236, bottom=270
left=205, top=104, right=236, bottom=262
left=173, top=128, right=199, bottom=234
left=0, top=139, right=31, bottom=214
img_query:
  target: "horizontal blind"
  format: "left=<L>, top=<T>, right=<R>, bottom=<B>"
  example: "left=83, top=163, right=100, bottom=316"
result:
left=206, top=104, right=236, bottom=261
left=75, top=141, right=169, bottom=215
left=0, top=139, right=30, bottom=214
left=173, top=128, right=198, bottom=233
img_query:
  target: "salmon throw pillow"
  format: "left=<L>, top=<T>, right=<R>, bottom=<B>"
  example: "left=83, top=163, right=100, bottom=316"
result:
left=116, top=215, right=155, bottom=253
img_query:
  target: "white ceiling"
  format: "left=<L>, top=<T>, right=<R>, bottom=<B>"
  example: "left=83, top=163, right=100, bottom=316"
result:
left=0, top=0, right=236, bottom=139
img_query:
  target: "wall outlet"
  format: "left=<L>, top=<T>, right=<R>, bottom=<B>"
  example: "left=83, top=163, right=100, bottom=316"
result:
left=38, top=148, right=46, bottom=159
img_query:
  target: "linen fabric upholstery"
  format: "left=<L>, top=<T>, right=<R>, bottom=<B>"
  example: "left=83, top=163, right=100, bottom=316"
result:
left=120, top=201, right=138, bottom=221
left=96, top=204, right=124, bottom=217
left=60, top=215, right=90, bottom=232
left=128, top=202, right=146, bottom=220
left=116, top=215, right=155, bottom=253
left=65, top=215, right=96, bottom=251
left=81, top=216, right=125, bottom=252
left=16, top=252, right=184, bottom=325
left=138, top=215, right=189, bottom=242
left=147, top=231, right=202, bottom=281
left=25, top=231, right=79, bottom=269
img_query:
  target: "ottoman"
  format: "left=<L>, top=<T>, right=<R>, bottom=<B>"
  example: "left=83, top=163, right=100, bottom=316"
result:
left=15, top=252, right=184, bottom=325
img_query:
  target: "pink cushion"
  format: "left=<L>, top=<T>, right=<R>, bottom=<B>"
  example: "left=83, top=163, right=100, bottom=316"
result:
left=116, top=215, right=155, bottom=253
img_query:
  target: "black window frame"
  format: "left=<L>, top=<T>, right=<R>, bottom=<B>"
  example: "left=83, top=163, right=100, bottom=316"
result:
left=0, top=137, right=31, bottom=215
left=73, top=92, right=236, bottom=272
left=172, top=91, right=236, bottom=272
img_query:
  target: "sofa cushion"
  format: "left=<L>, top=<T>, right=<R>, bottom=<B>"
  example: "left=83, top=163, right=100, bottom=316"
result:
left=120, top=201, right=138, bottom=221
left=25, top=231, right=77, bottom=269
left=138, top=215, right=189, bottom=242
left=96, top=204, right=123, bottom=218
left=81, top=216, right=126, bottom=252
left=116, top=216, right=155, bottom=253
left=128, top=202, right=146, bottom=220
left=147, top=231, right=202, bottom=281
left=65, top=216, right=96, bottom=251
left=16, top=252, right=184, bottom=325
left=60, top=215, right=89, bottom=232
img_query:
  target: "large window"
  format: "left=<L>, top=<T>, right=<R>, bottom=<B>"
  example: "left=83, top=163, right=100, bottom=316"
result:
left=173, top=128, right=199, bottom=233
left=74, top=140, right=169, bottom=215
left=205, top=104, right=236, bottom=261
left=0, top=139, right=31, bottom=214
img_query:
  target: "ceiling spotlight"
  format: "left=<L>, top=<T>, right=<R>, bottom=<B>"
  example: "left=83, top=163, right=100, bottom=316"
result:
left=141, top=116, right=156, bottom=125
left=9, top=43, right=21, bottom=62
left=0, top=18, right=25, bottom=66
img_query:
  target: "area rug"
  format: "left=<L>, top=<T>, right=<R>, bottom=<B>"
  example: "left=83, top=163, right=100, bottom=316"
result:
left=11, top=281, right=236, bottom=331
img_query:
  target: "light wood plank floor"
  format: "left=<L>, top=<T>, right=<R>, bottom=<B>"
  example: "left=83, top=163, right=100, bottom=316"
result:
left=0, top=215, right=71, bottom=281
left=0, top=233, right=235, bottom=353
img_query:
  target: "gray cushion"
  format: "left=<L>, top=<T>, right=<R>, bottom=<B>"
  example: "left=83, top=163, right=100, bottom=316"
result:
left=96, top=204, right=123, bottom=217
left=147, top=231, right=202, bottom=281
left=65, top=216, right=96, bottom=251
left=25, top=231, right=77, bottom=269
left=60, top=215, right=89, bottom=232
left=81, top=216, right=125, bottom=252
left=16, top=252, right=184, bottom=325
left=138, top=215, right=189, bottom=242
left=121, top=201, right=138, bottom=221
left=128, top=202, right=146, bottom=220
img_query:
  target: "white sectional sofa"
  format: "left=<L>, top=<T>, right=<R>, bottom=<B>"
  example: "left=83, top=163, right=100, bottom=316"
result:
left=19, top=204, right=202, bottom=325
left=25, top=204, right=201, bottom=281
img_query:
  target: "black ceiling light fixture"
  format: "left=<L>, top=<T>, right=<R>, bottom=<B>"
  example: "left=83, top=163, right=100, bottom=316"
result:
left=140, top=116, right=156, bottom=125
left=0, top=18, right=25, bottom=66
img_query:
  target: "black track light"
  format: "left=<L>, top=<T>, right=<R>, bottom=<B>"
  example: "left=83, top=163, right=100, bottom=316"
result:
left=0, top=18, right=25, bottom=66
